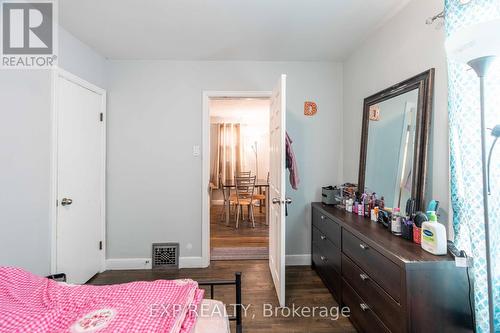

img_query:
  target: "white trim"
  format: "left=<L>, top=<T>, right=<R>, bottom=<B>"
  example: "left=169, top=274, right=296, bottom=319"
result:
left=106, top=258, right=152, bottom=270
left=49, top=70, right=58, bottom=274
left=285, top=254, right=311, bottom=266
left=201, top=91, right=272, bottom=268
left=179, top=257, right=205, bottom=268
left=50, top=67, right=107, bottom=274
left=105, top=257, right=204, bottom=270
left=106, top=255, right=307, bottom=270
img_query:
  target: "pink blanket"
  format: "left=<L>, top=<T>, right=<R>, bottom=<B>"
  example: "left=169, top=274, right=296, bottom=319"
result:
left=0, top=267, right=204, bottom=333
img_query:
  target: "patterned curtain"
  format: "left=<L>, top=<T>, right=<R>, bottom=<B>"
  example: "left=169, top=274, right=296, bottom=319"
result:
left=210, top=123, right=243, bottom=187
left=445, top=0, right=500, bottom=332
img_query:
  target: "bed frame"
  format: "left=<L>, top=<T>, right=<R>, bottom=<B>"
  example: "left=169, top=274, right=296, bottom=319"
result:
left=199, top=272, right=242, bottom=333
left=46, top=272, right=243, bottom=333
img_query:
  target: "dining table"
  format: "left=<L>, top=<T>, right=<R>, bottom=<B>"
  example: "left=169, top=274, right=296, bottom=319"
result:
left=221, top=179, right=270, bottom=226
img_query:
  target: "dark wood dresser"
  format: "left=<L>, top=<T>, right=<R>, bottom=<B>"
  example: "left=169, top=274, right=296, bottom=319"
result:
left=311, top=202, right=473, bottom=333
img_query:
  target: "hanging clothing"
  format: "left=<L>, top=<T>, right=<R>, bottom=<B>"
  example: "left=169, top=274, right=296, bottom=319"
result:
left=286, top=132, right=299, bottom=190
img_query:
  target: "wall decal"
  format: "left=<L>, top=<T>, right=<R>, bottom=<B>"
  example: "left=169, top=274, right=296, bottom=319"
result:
left=369, top=104, right=380, bottom=121
left=304, top=101, right=317, bottom=116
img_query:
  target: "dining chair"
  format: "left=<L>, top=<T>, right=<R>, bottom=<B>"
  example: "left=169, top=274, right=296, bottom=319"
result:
left=218, top=173, right=237, bottom=224
left=252, top=172, right=269, bottom=213
left=231, top=175, right=257, bottom=229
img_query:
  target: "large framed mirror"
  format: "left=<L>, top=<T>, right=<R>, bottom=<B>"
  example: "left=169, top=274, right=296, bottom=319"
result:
left=358, top=69, right=434, bottom=212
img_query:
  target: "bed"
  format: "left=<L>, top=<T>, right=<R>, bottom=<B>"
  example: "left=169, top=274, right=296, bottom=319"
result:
left=0, top=268, right=242, bottom=333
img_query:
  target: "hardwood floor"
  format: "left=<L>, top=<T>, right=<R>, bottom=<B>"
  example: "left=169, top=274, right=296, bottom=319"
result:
left=211, top=204, right=269, bottom=248
left=88, top=261, right=356, bottom=333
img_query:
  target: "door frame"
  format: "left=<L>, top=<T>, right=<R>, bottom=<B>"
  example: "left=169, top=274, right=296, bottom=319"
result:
left=49, top=68, right=107, bottom=275
left=201, top=90, right=272, bottom=267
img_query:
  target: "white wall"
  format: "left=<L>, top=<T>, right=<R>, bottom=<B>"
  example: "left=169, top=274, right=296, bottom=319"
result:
left=58, top=27, right=108, bottom=89
left=342, top=0, right=450, bottom=225
left=0, top=28, right=106, bottom=275
left=106, top=60, right=343, bottom=261
left=0, top=70, right=52, bottom=275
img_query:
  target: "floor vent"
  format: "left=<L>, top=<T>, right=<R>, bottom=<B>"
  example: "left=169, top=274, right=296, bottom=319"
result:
left=152, top=243, right=179, bottom=269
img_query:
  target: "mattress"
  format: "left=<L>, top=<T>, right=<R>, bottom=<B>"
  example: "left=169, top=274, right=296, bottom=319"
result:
left=193, top=299, right=230, bottom=333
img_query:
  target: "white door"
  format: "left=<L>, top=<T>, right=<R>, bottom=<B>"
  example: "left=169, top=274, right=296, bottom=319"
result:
left=56, top=73, right=105, bottom=284
left=269, top=74, right=288, bottom=307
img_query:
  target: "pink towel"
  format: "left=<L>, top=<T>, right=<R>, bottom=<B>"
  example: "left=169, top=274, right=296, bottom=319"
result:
left=0, top=267, right=204, bottom=333
left=286, top=132, right=299, bottom=190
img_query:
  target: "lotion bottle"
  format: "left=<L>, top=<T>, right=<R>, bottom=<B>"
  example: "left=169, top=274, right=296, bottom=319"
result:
left=421, top=211, right=447, bottom=255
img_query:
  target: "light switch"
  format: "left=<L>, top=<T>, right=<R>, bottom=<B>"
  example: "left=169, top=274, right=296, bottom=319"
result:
left=193, top=145, right=201, bottom=157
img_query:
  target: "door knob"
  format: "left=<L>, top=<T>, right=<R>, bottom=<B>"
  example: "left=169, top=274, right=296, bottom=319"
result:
left=272, top=198, right=281, bottom=204
left=284, top=197, right=292, bottom=204
left=61, top=198, right=73, bottom=206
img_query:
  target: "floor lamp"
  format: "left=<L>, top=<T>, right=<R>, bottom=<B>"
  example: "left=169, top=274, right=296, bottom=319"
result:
left=446, top=18, right=500, bottom=333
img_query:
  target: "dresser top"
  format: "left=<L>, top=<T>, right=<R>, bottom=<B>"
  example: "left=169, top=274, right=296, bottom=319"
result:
left=312, top=202, right=454, bottom=265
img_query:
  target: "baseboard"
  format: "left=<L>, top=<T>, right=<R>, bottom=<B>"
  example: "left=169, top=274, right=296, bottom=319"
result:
left=106, top=255, right=308, bottom=269
left=285, top=254, right=311, bottom=266
left=179, top=256, right=204, bottom=268
left=106, top=257, right=204, bottom=270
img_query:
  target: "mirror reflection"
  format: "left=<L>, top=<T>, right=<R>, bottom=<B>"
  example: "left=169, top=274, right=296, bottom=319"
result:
left=364, top=89, right=418, bottom=209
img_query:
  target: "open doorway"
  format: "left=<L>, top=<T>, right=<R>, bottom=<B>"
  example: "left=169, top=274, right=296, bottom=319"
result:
left=204, top=93, right=272, bottom=261
left=209, top=97, right=271, bottom=260
left=202, top=77, right=287, bottom=305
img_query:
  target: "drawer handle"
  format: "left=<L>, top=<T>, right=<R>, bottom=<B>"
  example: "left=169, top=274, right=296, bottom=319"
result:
left=360, top=303, right=370, bottom=312
left=320, top=235, right=327, bottom=240
left=320, top=215, right=325, bottom=220
left=360, top=273, right=370, bottom=281
left=359, top=243, right=369, bottom=250
left=320, top=256, right=328, bottom=262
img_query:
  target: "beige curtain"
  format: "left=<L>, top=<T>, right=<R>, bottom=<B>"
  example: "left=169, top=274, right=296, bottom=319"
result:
left=211, top=123, right=243, bottom=187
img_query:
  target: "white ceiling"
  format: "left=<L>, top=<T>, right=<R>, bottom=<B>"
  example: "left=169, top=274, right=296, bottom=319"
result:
left=59, top=0, right=410, bottom=61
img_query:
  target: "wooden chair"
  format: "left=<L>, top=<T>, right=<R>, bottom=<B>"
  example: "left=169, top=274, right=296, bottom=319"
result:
left=231, top=175, right=257, bottom=229
left=219, top=173, right=237, bottom=224
left=252, top=172, right=269, bottom=213
left=236, top=171, right=251, bottom=177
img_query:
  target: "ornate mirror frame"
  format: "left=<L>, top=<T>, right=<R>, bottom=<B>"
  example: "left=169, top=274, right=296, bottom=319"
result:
left=358, top=69, right=435, bottom=211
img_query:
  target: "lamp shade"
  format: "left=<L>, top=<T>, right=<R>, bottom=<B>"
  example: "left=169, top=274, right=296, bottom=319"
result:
left=446, top=18, right=500, bottom=64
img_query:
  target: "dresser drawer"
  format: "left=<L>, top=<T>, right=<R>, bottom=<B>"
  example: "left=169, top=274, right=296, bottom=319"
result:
left=312, top=240, right=341, bottom=300
left=342, top=255, right=403, bottom=332
left=313, top=226, right=341, bottom=274
left=312, top=207, right=341, bottom=248
left=312, top=224, right=339, bottom=251
left=342, top=229, right=401, bottom=302
left=342, top=279, right=390, bottom=333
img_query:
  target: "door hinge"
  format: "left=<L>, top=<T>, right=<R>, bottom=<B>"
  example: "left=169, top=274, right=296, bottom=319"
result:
left=99, top=241, right=103, bottom=250
left=99, top=113, right=103, bottom=122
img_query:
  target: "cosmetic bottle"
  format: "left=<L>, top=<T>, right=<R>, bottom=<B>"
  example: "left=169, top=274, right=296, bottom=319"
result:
left=371, top=207, right=379, bottom=222
left=364, top=194, right=370, bottom=218
left=380, top=196, right=385, bottom=209
left=359, top=193, right=366, bottom=216
left=347, top=198, right=353, bottom=213
left=391, top=208, right=402, bottom=236
left=353, top=201, right=358, bottom=214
